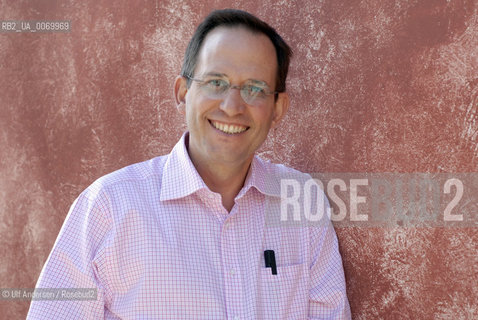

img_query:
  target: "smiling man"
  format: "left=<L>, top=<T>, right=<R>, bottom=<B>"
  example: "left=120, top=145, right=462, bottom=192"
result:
left=175, top=24, right=289, bottom=212
left=28, top=9, right=351, bottom=319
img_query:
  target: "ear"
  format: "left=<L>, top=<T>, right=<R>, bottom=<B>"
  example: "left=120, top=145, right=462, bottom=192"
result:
left=270, top=92, right=290, bottom=128
left=174, top=75, right=188, bottom=115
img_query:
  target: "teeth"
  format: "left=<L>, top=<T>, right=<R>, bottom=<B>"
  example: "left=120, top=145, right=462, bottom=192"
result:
left=211, top=121, right=247, bottom=134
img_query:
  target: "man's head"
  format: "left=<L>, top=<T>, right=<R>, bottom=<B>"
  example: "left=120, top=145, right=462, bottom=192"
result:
left=174, top=9, right=292, bottom=169
left=180, top=9, right=292, bottom=93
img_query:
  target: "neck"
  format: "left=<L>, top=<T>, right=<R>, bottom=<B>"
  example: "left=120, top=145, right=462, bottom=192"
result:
left=188, top=148, right=252, bottom=212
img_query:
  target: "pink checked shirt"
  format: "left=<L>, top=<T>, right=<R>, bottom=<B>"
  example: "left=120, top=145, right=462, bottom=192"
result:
left=27, top=133, right=351, bottom=319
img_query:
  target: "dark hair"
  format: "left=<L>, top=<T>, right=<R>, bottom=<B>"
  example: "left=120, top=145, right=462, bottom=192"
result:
left=180, top=9, right=292, bottom=93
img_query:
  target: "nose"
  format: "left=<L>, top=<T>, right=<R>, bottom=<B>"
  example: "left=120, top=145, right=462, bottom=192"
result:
left=219, top=85, right=246, bottom=116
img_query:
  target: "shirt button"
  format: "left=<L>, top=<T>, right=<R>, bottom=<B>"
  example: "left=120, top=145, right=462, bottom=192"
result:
left=230, top=269, right=235, bottom=275
left=233, top=316, right=240, bottom=320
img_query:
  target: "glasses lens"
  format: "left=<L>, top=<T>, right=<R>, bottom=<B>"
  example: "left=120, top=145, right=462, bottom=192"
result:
left=202, top=79, right=229, bottom=98
left=196, top=77, right=272, bottom=106
left=241, top=84, right=268, bottom=105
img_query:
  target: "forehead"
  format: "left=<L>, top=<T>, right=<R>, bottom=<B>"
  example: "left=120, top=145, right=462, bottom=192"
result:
left=195, top=26, right=278, bottom=85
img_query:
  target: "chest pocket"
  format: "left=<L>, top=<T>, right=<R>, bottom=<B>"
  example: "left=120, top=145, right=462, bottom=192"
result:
left=257, top=224, right=310, bottom=319
left=257, top=262, right=309, bottom=319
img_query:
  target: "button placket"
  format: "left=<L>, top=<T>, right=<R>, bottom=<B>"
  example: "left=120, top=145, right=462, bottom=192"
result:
left=221, top=217, right=244, bottom=319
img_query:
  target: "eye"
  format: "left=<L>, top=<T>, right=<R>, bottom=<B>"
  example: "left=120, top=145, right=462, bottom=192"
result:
left=204, top=79, right=229, bottom=92
left=244, top=84, right=266, bottom=96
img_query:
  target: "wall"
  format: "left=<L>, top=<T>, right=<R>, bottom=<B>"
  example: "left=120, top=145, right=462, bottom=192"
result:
left=0, top=0, right=477, bottom=318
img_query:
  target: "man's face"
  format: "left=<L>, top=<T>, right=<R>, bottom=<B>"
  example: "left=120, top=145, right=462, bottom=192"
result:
left=175, top=26, right=289, bottom=167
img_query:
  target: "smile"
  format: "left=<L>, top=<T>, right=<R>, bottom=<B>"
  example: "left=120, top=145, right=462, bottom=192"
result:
left=209, top=120, right=249, bottom=134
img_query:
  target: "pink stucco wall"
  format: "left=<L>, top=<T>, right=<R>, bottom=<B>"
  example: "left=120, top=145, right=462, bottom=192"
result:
left=1, top=1, right=477, bottom=318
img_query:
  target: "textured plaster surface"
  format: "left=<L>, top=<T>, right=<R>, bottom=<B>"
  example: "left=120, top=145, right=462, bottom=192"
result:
left=0, top=0, right=477, bottom=318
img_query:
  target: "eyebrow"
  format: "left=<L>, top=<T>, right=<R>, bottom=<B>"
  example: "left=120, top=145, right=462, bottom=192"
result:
left=201, top=72, right=271, bottom=87
left=202, top=72, right=228, bottom=78
left=247, top=79, right=269, bottom=87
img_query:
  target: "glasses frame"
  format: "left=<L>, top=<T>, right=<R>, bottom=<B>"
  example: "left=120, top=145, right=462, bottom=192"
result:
left=185, top=75, right=279, bottom=105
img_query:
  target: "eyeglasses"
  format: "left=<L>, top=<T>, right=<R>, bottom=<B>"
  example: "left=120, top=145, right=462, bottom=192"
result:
left=185, top=75, right=278, bottom=106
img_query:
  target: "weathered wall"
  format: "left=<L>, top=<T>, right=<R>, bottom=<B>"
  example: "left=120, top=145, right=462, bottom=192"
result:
left=1, top=0, right=477, bottom=318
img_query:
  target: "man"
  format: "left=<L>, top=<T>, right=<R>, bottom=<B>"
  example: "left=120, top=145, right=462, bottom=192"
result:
left=28, top=9, right=351, bottom=319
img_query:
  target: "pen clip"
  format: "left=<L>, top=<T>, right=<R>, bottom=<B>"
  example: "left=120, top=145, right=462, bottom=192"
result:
left=264, top=250, right=277, bottom=275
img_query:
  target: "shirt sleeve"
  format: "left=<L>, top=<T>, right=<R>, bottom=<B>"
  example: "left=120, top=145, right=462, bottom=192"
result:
left=308, top=201, right=351, bottom=319
left=27, top=189, right=112, bottom=319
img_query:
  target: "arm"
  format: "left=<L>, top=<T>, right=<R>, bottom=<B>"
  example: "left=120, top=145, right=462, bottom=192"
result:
left=308, top=204, right=351, bottom=319
left=27, top=189, right=112, bottom=319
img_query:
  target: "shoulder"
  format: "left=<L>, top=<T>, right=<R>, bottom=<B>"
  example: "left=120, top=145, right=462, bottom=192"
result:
left=255, top=156, right=315, bottom=185
left=82, top=155, right=168, bottom=200
left=254, top=156, right=331, bottom=226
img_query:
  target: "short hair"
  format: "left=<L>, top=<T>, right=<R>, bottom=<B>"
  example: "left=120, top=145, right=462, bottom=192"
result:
left=180, top=9, right=292, bottom=93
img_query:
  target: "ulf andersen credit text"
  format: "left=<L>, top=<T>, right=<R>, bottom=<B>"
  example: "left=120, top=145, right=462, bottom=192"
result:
left=1, top=288, right=97, bottom=301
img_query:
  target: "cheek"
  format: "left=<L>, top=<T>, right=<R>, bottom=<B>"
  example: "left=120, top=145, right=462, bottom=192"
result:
left=185, top=101, right=211, bottom=129
left=186, top=93, right=212, bottom=116
left=252, top=108, right=275, bottom=128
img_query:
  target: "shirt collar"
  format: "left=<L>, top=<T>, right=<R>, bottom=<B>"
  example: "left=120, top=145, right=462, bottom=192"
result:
left=237, top=155, right=282, bottom=199
left=160, top=132, right=282, bottom=201
left=160, top=132, right=208, bottom=201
